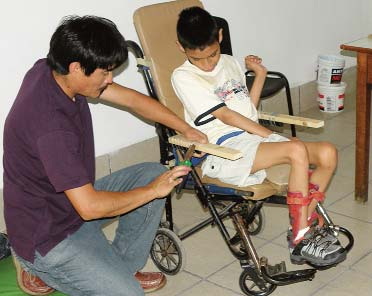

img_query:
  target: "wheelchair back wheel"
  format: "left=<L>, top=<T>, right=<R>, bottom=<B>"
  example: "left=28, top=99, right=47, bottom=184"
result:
left=241, top=201, right=265, bottom=235
left=150, top=228, right=186, bottom=275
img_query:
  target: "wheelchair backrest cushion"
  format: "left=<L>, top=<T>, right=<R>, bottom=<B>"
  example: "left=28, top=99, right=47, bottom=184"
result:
left=133, top=0, right=204, bottom=120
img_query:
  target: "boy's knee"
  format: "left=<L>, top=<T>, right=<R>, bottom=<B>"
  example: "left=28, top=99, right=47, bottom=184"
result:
left=288, top=141, right=308, bottom=163
left=319, top=142, right=338, bottom=168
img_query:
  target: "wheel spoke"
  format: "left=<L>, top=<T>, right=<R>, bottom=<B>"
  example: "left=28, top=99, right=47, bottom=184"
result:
left=167, top=254, right=178, bottom=265
left=165, top=256, right=174, bottom=268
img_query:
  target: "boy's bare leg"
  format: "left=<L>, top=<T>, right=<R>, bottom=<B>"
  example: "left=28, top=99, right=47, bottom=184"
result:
left=252, top=140, right=310, bottom=233
left=252, top=139, right=346, bottom=266
left=303, top=141, right=338, bottom=218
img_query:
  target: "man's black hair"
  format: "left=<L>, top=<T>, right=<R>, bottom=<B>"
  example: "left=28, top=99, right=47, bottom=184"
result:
left=47, top=15, right=128, bottom=76
left=177, top=7, right=219, bottom=50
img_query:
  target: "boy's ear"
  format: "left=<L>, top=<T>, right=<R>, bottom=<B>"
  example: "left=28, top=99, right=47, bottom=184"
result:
left=218, top=28, right=223, bottom=44
left=176, top=41, right=186, bottom=53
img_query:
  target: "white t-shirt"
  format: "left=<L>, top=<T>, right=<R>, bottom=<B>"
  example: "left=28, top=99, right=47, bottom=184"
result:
left=172, top=54, right=258, bottom=144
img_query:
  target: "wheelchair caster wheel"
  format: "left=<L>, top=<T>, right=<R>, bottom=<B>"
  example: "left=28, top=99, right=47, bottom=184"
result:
left=239, top=268, right=276, bottom=296
left=150, top=228, right=186, bottom=275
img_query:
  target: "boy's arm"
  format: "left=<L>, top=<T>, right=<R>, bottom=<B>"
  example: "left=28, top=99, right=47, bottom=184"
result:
left=99, top=83, right=207, bottom=143
left=212, top=106, right=272, bottom=138
left=245, top=55, right=267, bottom=108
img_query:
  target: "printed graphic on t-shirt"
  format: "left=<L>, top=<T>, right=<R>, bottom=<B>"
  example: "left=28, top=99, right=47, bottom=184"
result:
left=214, top=79, right=248, bottom=102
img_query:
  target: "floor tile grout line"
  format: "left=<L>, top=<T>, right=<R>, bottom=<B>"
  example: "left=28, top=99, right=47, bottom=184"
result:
left=349, top=250, right=372, bottom=268
left=308, top=268, right=349, bottom=296
left=175, top=270, right=244, bottom=296
left=204, top=278, right=245, bottom=295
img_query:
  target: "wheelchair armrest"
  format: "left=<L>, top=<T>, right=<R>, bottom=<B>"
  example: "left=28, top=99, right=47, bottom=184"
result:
left=168, top=134, right=243, bottom=160
left=258, top=112, right=324, bottom=128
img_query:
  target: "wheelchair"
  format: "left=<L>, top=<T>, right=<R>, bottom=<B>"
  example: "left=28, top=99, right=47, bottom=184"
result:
left=127, top=1, right=354, bottom=295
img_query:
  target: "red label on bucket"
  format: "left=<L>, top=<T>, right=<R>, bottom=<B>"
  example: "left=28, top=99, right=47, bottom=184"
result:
left=317, top=82, right=346, bottom=113
left=331, top=68, right=343, bottom=84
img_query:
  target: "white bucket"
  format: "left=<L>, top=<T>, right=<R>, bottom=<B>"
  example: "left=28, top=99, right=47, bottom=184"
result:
left=317, top=54, right=345, bottom=86
left=317, top=82, right=346, bottom=113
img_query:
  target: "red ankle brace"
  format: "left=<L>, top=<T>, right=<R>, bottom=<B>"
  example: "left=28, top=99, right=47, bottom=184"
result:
left=308, top=183, right=325, bottom=227
left=286, top=191, right=311, bottom=240
left=309, top=183, right=325, bottom=202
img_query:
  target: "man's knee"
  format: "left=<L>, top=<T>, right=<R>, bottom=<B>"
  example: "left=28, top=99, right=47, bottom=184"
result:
left=141, top=162, right=168, bottom=176
left=137, top=162, right=168, bottom=185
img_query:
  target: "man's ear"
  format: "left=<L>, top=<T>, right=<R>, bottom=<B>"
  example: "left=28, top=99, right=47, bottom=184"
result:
left=68, top=62, right=82, bottom=74
left=218, top=28, right=223, bottom=44
left=176, top=41, right=186, bottom=53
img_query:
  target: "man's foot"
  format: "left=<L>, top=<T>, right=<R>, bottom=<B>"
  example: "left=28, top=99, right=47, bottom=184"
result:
left=12, top=255, right=55, bottom=295
left=289, top=228, right=346, bottom=267
left=135, top=271, right=166, bottom=293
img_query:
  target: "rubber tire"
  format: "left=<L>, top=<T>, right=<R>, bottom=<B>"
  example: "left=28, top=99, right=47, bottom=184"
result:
left=150, top=228, right=186, bottom=275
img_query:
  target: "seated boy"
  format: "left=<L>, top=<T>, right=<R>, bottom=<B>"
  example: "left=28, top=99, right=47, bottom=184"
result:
left=171, top=6, right=346, bottom=267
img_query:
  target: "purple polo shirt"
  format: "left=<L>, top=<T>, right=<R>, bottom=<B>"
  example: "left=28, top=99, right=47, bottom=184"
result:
left=3, top=59, right=95, bottom=262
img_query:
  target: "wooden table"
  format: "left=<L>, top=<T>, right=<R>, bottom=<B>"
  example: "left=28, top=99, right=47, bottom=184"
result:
left=341, top=36, right=372, bottom=203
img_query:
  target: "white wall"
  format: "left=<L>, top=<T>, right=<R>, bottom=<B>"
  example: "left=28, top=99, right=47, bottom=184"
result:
left=0, top=0, right=370, bottom=188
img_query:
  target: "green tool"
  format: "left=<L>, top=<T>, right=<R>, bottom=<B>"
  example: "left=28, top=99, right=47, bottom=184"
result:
left=179, top=145, right=195, bottom=167
left=176, top=145, right=195, bottom=193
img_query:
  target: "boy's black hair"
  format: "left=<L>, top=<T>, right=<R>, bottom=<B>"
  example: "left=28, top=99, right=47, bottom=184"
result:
left=47, top=15, right=128, bottom=76
left=177, top=6, right=219, bottom=50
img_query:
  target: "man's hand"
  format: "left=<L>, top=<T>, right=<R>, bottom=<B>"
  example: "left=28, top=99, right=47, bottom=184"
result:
left=183, top=127, right=208, bottom=144
left=245, top=55, right=267, bottom=76
left=182, top=127, right=208, bottom=157
left=148, top=166, right=192, bottom=198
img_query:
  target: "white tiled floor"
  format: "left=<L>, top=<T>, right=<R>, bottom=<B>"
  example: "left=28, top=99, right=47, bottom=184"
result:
left=143, top=93, right=372, bottom=295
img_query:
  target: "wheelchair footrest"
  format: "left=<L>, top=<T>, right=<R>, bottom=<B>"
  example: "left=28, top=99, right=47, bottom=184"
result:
left=260, top=259, right=316, bottom=286
left=266, top=261, right=286, bottom=275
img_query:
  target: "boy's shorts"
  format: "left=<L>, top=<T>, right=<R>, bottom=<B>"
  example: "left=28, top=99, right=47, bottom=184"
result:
left=201, top=132, right=289, bottom=187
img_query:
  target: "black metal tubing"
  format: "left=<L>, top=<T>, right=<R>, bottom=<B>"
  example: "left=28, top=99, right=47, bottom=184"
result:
left=244, top=201, right=264, bottom=224
left=260, top=266, right=316, bottom=286
left=272, top=71, right=296, bottom=137
left=125, top=40, right=158, bottom=100
left=178, top=201, right=235, bottom=240
left=337, top=226, right=354, bottom=253
left=164, top=195, right=174, bottom=231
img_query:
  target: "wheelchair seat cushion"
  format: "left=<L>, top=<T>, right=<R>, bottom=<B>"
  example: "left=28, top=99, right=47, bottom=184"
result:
left=197, top=167, right=286, bottom=200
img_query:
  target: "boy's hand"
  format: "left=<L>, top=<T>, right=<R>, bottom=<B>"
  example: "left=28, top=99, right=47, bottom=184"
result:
left=245, top=55, right=267, bottom=76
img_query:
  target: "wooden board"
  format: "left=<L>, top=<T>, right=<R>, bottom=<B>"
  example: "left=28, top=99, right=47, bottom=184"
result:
left=258, top=112, right=324, bottom=128
left=168, top=135, right=243, bottom=160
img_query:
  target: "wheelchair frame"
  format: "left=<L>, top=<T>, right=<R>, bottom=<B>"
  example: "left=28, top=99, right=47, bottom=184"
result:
left=126, top=38, right=353, bottom=296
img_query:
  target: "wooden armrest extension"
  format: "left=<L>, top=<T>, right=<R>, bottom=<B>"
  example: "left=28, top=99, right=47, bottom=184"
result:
left=169, top=114, right=322, bottom=160
left=258, top=112, right=324, bottom=128
left=168, top=135, right=243, bottom=160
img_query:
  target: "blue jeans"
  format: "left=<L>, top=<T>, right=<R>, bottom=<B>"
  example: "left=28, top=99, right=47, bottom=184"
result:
left=16, top=162, right=167, bottom=296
